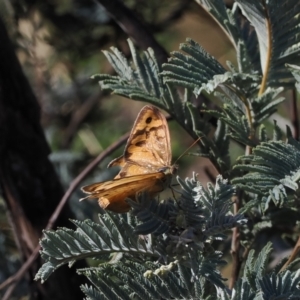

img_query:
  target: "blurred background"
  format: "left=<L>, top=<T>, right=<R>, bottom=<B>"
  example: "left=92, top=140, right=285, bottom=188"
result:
left=0, top=0, right=293, bottom=299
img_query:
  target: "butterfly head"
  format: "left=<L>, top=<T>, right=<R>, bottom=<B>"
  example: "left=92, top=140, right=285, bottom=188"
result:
left=158, top=164, right=178, bottom=175
left=171, top=164, right=178, bottom=174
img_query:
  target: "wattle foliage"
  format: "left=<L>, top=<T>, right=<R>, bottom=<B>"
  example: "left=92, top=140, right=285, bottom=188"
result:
left=36, top=1, right=300, bottom=298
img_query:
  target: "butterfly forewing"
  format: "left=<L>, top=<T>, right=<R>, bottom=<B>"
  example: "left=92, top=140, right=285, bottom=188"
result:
left=109, top=105, right=172, bottom=176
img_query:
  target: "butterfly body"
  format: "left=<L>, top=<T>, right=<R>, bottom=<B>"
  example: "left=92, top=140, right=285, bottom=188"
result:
left=81, top=105, right=176, bottom=213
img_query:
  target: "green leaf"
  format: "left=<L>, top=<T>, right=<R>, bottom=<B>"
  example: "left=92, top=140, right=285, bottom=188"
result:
left=35, top=214, right=161, bottom=283
left=162, top=38, right=226, bottom=92
left=286, top=64, right=300, bottom=92
left=93, top=39, right=168, bottom=109
left=79, top=261, right=206, bottom=300
left=236, top=0, right=300, bottom=89
left=233, top=139, right=300, bottom=210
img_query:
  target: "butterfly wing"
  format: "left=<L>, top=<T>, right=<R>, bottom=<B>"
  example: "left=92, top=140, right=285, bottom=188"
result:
left=108, top=105, right=172, bottom=177
left=81, top=105, right=173, bottom=213
left=81, top=172, right=170, bottom=213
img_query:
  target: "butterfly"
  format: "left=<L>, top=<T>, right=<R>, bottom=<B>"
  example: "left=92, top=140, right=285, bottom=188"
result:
left=80, top=105, right=177, bottom=213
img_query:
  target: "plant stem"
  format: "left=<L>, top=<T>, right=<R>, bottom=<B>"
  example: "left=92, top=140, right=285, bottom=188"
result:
left=229, top=193, right=241, bottom=289
left=0, top=132, right=129, bottom=298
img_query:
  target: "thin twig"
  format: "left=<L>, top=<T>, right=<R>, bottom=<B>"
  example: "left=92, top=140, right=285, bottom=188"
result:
left=229, top=193, right=241, bottom=289
left=95, top=0, right=169, bottom=64
left=0, top=132, right=129, bottom=296
left=1, top=247, right=40, bottom=300
left=230, top=139, right=253, bottom=289
left=292, top=89, right=299, bottom=140
left=281, top=88, right=300, bottom=270
left=46, top=132, right=129, bottom=230
left=2, top=281, right=18, bottom=300
left=62, top=90, right=104, bottom=148
left=279, top=236, right=300, bottom=272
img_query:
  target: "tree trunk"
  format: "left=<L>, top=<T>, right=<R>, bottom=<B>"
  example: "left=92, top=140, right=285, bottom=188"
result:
left=0, top=17, right=87, bottom=300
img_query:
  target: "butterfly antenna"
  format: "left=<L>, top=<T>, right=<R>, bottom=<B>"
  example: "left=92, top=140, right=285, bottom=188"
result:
left=173, top=137, right=201, bottom=164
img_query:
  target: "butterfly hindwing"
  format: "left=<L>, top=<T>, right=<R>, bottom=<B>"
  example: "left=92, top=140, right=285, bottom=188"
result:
left=81, top=173, right=170, bottom=213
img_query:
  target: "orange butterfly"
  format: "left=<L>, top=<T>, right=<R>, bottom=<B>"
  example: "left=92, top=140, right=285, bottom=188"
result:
left=80, top=105, right=177, bottom=213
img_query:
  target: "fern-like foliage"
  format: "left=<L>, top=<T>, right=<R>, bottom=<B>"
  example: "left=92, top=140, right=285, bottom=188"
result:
left=95, top=39, right=203, bottom=145
left=196, top=0, right=300, bottom=90
left=129, top=174, right=245, bottom=239
left=128, top=175, right=246, bottom=285
left=34, top=1, right=300, bottom=298
left=79, top=261, right=209, bottom=300
left=219, top=243, right=300, bottom=300
left=161, top=0, right=299, bottom=150
left=93, top=39, right=169, bottom=108
left=35, top=214, right=162, bottom=283
left=93, top=38, right=235, bottom=173
left=233, top=137, right=300, bottom=211
left=204, top=87, right=284, bottom=146
left=36, top=175, right=246, bottom=297
left=236, top=0, right=300, bottom=90
left=287, top=64, right=300, bottom=92
left=162, top=38, right=226, bottom=92
left=127, top=193, right=174, bottom=236
left=93, top=38, right=201, bottom=138
left=160, top=21, right=285, bottom=149
left=195, top=0, right=261, bottom=74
